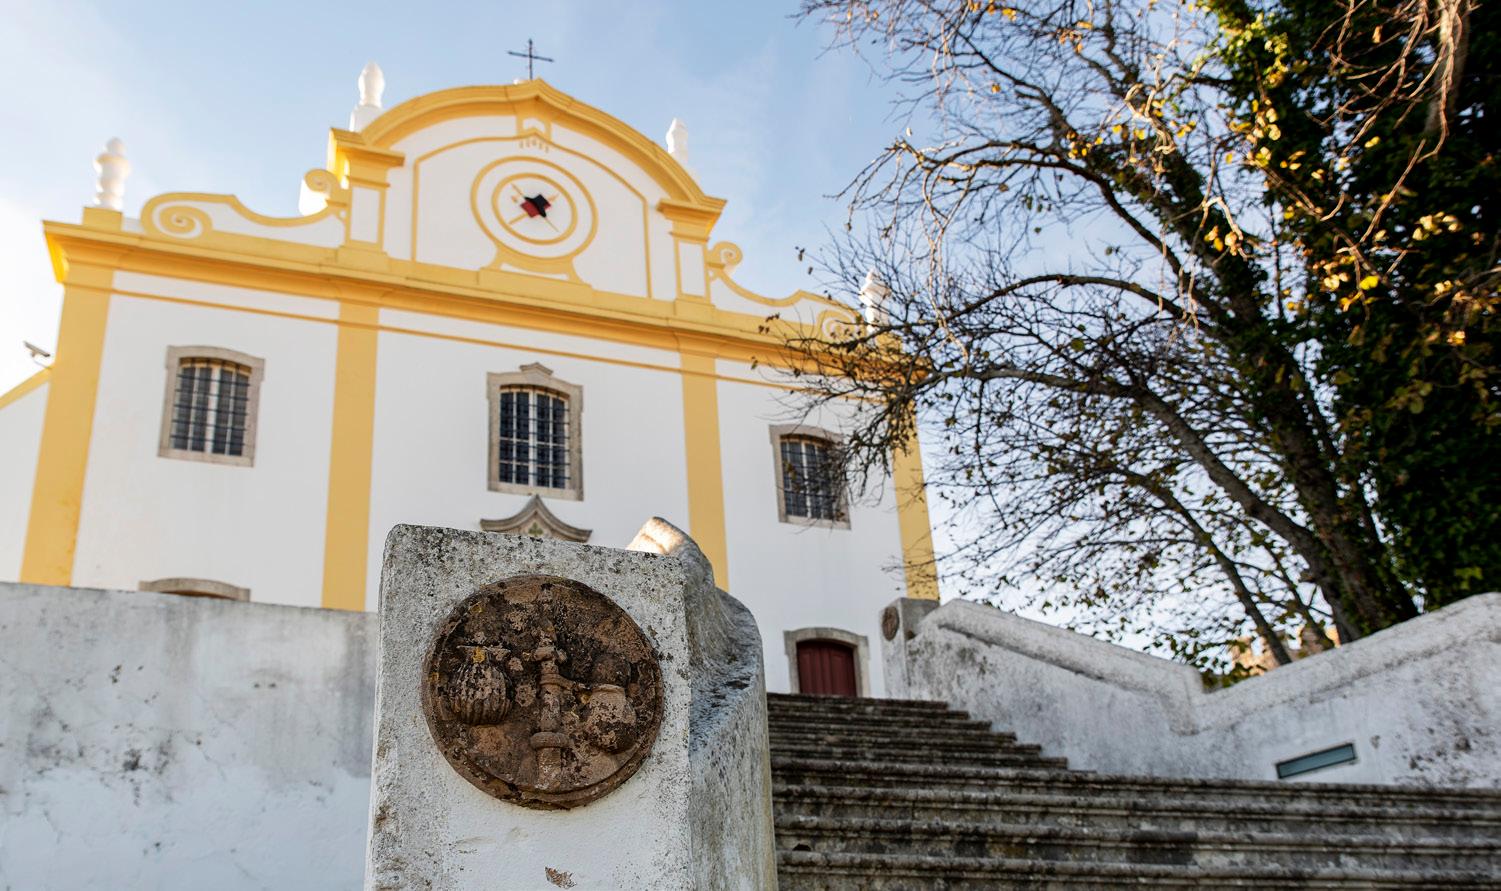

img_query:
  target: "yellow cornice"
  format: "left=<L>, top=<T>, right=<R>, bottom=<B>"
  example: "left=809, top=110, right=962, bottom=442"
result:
left=658, top=199, right=724, bottom=242
left=327, top=128, right=406, bottom=186
left=359, top=80, right=726, bottom=232
left=42, top=219, right=846, bottom=370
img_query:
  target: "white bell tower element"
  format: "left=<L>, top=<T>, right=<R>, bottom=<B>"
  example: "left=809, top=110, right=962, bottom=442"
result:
left=349, top=62, right=385, bottom=131
left=93, top=138, right=130, bottom=211
left=858, top=269, right=891, bottom=327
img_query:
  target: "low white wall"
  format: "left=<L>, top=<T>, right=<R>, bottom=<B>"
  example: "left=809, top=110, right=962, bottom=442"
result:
left=0, top=582, right=377, bottom=890
left=887, top=593, right=1501, bottom=787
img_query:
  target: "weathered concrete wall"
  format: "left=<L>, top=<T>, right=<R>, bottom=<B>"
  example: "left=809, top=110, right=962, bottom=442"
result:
left=0, top=582, right=377, bottom=890
left=365, top=522, right=776, bottom=890
left=630, top=519, right=777, bottom=890
left=886, top=593, right=1501, bottom=788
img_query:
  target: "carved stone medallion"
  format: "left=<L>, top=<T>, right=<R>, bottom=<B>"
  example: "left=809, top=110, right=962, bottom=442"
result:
left=881, top=606, right=900, bottom=641
left=421, top=574, right=663, bottom=810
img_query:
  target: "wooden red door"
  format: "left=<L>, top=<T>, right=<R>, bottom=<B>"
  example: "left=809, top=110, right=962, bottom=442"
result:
left=796, top=640, right=858, bottom=697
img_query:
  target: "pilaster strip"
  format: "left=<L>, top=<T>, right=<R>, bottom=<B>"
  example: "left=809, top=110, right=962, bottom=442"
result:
left=894, top=430, right=939, bottom=600
left=679, top=350, right=730, bottom=587
left=20, top=269, right=114, bottom=585
left=320, top=301, right=380, bottom=610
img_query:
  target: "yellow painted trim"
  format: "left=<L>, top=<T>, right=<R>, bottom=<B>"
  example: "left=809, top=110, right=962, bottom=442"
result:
left=678, top=351, right=730, bottom=587
left=328, top=128, right=405, bottom=188
left=893, top=428, right=939, bottom=600
left=407, top=134, right=654, bottom=298
left=141, top=189, right=344, bottom=234
left=80, top=207, right=122, bottom=230
left=44, top=221, right=858, bottom=374
left=100, top=282, right=799, bottom=392
left=20, top=267, right=114, bottom=586
left=469, top=154, right=596, bottom=280
left=358, top=80, right=725, bottom=226
left=658, top=199, right=721, bottom=242
left=0, top=367, right=50, bottom=411
left=320, top=302, right=379, bottom=611
left=706, top=241, right=849, bottom=312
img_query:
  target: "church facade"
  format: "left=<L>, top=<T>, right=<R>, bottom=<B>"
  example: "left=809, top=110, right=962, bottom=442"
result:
left=0, top=74, right=936, bottom=696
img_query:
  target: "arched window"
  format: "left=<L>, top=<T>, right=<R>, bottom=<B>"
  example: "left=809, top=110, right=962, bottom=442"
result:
left=488, top=364, right=583, bottom=500
left=770, top=425, right=849, bottom=527
left=158, top=346, right=264, bottom=466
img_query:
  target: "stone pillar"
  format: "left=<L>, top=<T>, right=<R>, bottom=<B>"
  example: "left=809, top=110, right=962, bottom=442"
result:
left=879, top=596, right=940, bottom=699
left=365, top=521, right=774, bottom=890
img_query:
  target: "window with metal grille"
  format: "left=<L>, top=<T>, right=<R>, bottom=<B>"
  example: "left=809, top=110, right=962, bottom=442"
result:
left=779, top=435, right=844, bottom=521
left=496, top=386, right=571, bottom=490
left=169, top=358, right=252, bottom=456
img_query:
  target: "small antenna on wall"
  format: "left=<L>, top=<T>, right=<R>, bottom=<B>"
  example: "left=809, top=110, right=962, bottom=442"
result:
left=24, top=341, right=52, bottom=367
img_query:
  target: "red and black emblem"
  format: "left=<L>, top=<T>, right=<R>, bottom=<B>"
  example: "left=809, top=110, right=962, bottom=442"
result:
left=519, top=194, right=552, bottom=218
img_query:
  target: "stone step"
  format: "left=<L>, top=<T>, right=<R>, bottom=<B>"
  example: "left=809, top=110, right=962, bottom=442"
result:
left=774, top=717, right=1008, bottom=738
left=767, top=698, right=963, bottom=722
left=770, top=757, right=1501, bottom=811
left=767, top=694, right=1501, bottom=888
left=774, top=814, right=1501, bottom=872
left=770, top=743, right=1068, bottom=770
left=768, top=714, right=1002, bottom=735
left=769, top=725, right=1037, bottom=749
left=772, top=783, right=1501, bottom=840
left=775, top=850, right=1501, bottom=889
left=768, top=693, right=952, bottom=711
left=768, top=735, right=1045, bottom=762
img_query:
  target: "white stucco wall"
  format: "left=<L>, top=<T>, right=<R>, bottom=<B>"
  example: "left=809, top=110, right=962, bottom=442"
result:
left=889, top=594, right=1501, bottom=787
left=384, top=118, right=676, bottom=301
left=0, top=380, right=46, bottom=581
left=16, top=87, right=923, bottom=700
left=72, top=277, right=338, bottom=607
left=365, top=311, right=691, bottom=610
left=0, top=582, right=376, bottom=890
left=718, top=361, right=910, bottom=697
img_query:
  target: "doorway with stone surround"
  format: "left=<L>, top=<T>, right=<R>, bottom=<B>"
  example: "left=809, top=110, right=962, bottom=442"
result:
left=796, top=640, right=857, bottom=696
left=784, top=627, right=871, bottom=697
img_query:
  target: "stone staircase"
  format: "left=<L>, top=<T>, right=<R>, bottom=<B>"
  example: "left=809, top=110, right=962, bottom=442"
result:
left=767, top=692, right=1501, bottom=889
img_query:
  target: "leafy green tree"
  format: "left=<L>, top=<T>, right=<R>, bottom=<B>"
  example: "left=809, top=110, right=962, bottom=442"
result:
left=788, top=0, right=1495, bottom=668
left=1213, top=0, right=1499, bottom=604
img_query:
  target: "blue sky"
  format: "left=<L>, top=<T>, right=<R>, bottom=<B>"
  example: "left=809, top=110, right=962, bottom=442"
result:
left=0, top=0, right=905, bottom=391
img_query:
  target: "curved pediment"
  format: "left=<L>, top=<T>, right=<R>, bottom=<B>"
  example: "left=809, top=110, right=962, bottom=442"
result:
left=359, top=80, right=723, bottom=217
left=325, top=78, right=730, bottom=296
left=56, top=76, right=860, bottom=356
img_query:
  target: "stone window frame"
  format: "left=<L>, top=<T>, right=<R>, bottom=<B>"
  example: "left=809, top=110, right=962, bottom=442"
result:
left=157, top=345, right=266, bottom=467
left=487, top=363, right=584, bottom=501
left=139, top=577, right=251, bottom=602
left=784, top=626, right=871, bottom=697
left=768, top=424, right=851, bottom=530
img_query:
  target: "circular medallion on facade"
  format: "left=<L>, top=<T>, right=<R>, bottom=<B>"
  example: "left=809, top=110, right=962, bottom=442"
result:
left=420, top=574, right=663, bottom=810
left=471, top=157, right=598, bottom=265
left=881, top=606, right=900, bottom=641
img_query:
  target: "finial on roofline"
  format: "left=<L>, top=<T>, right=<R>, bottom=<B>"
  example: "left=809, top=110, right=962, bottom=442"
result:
left=859, top=269, right=891, bottom=327
left=666, top=118, right=690, bottom=165
left=350, top=61, right=385, bottom=131
left=93, top=138, right=129, bottom=211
